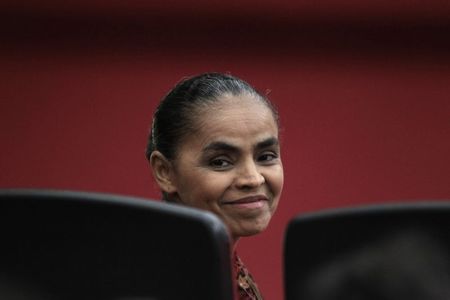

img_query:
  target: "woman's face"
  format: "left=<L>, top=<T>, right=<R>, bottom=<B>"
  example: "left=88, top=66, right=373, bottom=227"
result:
left=166, top=95, right=284, bottom=241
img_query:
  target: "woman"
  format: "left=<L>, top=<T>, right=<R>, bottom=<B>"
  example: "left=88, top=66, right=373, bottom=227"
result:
left=145, top=73, right=284, bottom=299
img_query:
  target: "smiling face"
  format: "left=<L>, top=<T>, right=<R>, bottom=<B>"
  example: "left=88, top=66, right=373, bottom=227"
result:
left=157, top=94, right=284, bottom=241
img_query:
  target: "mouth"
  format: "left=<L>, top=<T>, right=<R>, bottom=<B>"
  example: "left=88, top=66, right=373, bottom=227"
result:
left=222, top=195, right=269, bottom=208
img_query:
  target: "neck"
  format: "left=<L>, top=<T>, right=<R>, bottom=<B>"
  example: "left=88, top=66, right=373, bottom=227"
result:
left=231, top=236, right=240, bottom=252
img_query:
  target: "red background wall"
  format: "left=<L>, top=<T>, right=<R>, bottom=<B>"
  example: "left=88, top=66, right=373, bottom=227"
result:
left=1, top=1, right=450, bottom=299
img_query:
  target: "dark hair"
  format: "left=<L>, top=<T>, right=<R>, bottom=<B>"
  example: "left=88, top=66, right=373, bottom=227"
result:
left=145, top=72, right=278, bottom=161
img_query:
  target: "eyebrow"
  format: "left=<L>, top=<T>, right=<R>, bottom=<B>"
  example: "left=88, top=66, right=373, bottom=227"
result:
left=255, top=137, right=279, bottom=150
left=202, top=137, right=279, bottom=153
left=203, top=142, right=239, bottom=153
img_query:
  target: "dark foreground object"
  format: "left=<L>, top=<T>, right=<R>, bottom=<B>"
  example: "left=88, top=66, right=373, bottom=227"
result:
left=285, top=202, right=450, bottom=300
left=0, top=189, right=233, bottom=300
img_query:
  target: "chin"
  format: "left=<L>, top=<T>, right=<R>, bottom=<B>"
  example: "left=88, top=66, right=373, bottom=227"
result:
left=233, top=222, right=270, bottom=238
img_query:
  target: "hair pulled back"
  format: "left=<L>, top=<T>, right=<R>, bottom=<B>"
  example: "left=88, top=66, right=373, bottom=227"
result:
left=146, top=72, right=277, bottom=161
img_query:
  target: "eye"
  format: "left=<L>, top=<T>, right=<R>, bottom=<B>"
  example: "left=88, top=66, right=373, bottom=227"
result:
left=209, top=158, right=232, bottom=169
left=258, top=152, right=278, bottom=163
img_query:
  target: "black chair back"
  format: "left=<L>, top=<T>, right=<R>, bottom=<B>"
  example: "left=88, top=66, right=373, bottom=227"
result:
left=284, top=202, right=450, bottom=300
left=0, top=189, right=233, bottom=300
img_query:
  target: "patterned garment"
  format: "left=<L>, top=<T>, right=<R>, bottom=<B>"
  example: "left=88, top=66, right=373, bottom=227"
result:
left=234, top=252, right=264, bottom=300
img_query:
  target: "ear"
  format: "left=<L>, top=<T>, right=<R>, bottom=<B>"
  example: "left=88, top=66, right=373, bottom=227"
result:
left=149, top=151, right=177, bottom=195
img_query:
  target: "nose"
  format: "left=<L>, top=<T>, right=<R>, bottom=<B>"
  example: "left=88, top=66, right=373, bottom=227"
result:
left=234, top=160, right=265, bottom=189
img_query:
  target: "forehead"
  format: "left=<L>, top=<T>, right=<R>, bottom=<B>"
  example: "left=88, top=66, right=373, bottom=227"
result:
left=188, top=94, right=278, bottom=145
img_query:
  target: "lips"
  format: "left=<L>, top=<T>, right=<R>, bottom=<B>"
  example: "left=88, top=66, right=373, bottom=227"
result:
left=223, top=195, right=269, bottom=205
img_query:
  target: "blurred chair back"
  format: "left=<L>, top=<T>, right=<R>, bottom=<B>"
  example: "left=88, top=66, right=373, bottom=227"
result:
left=0, top=189, right=233, bottom=300
left=284, top=202, right=450, bottom=300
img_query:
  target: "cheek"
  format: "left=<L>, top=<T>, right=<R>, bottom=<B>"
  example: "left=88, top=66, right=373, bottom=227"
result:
left=179, top=173, right=230, bottom=206
left=199, top=175, right=231, bottom=198
left=267, top=167, right=284, bottom=196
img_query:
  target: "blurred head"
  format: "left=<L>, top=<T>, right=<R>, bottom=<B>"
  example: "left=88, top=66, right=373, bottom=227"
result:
left=300, top=230, right=450, bottom=300
left=146, top=73, right=283, bottom=240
